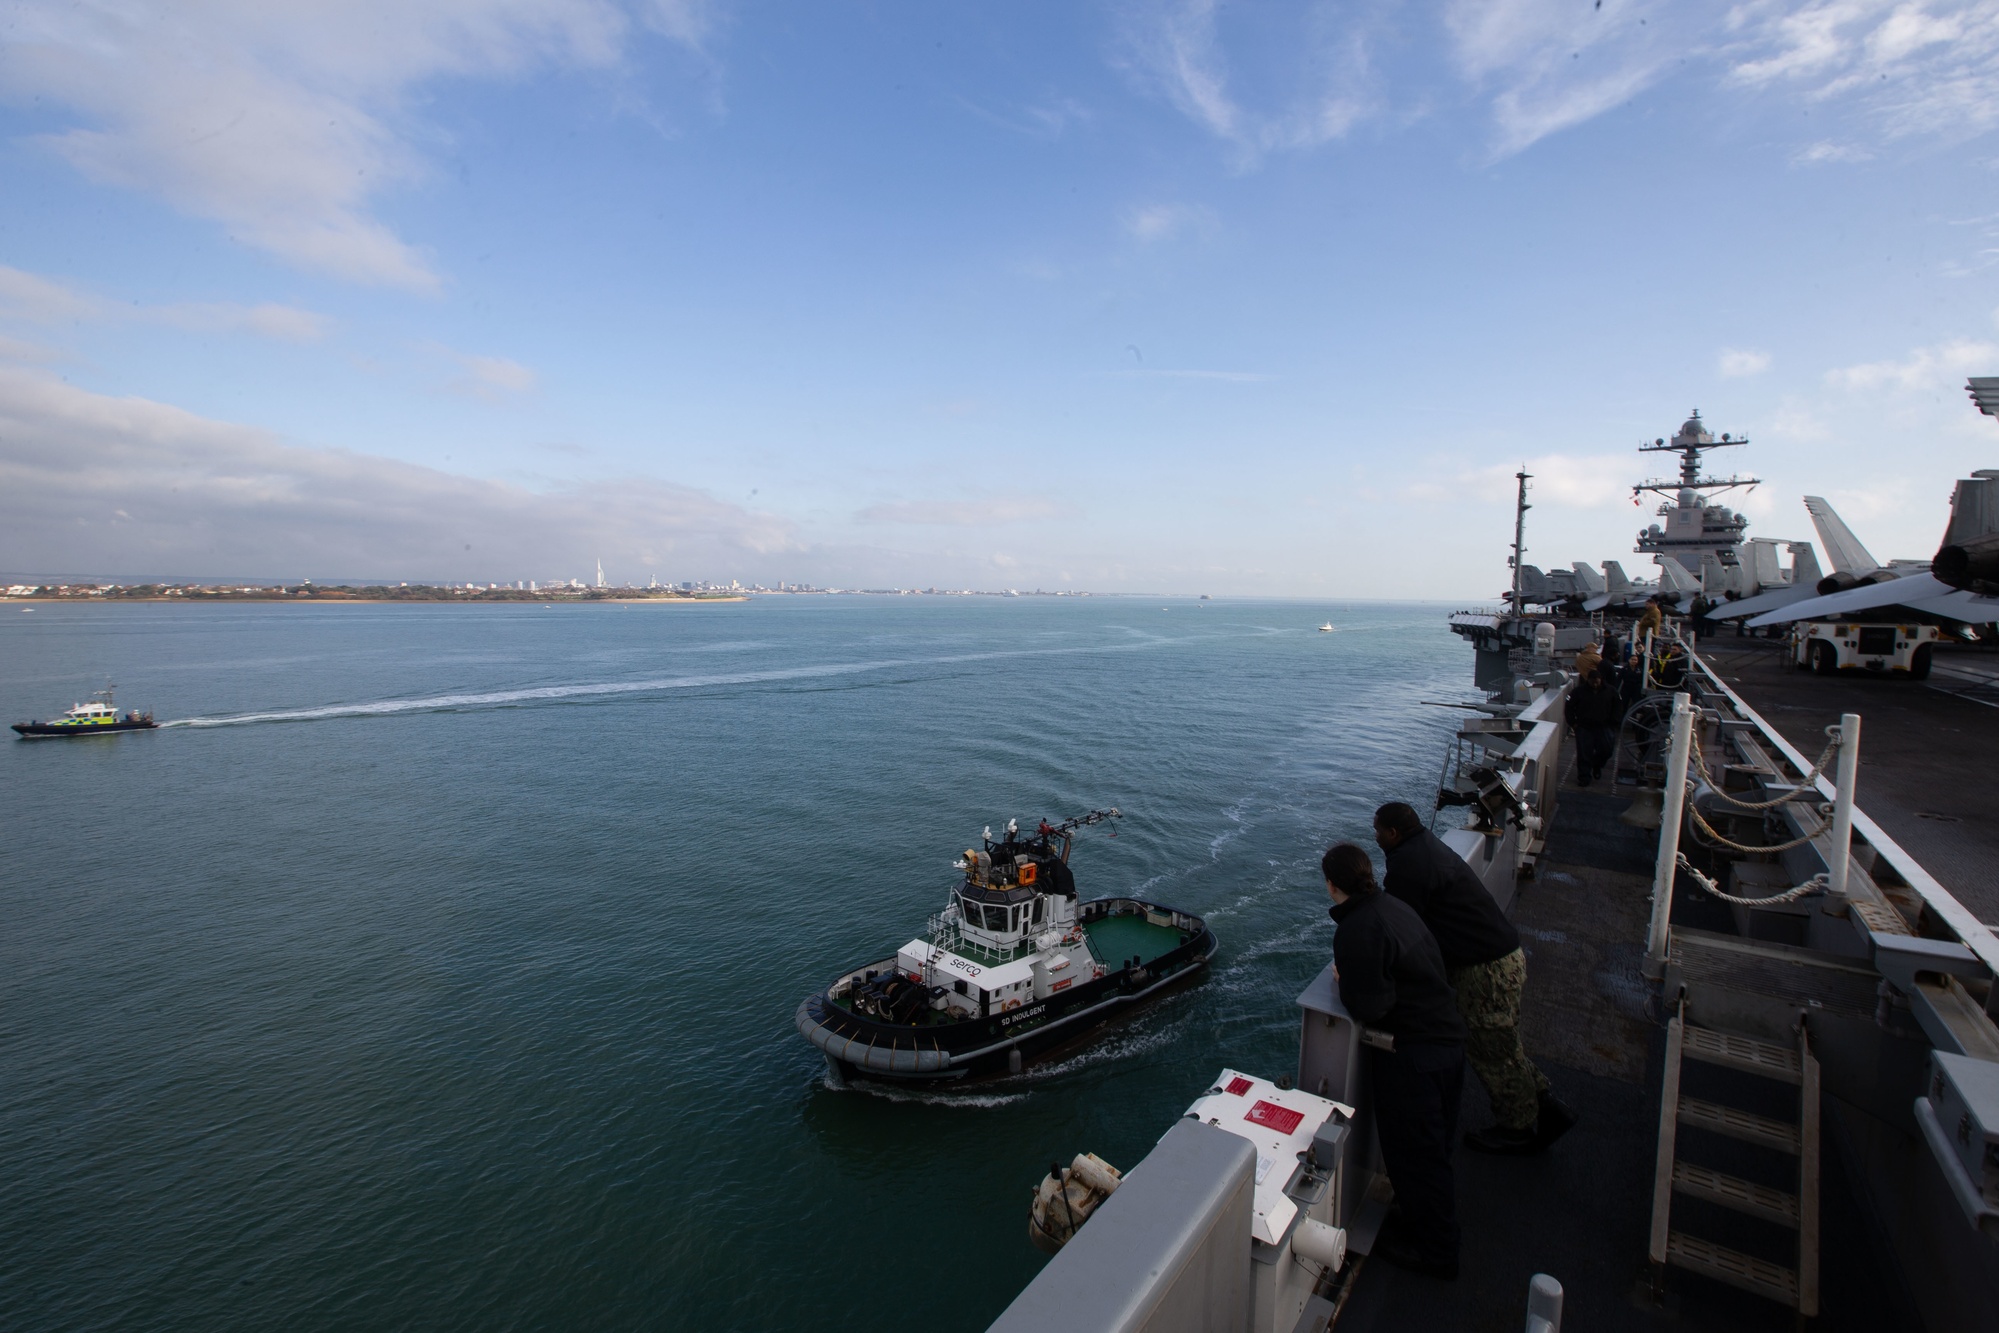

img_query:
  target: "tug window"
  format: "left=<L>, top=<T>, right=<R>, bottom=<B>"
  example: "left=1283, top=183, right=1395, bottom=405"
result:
left=1031, top=898, right=1045, bottom=927
left=983, top=904, right=1009, bottom=931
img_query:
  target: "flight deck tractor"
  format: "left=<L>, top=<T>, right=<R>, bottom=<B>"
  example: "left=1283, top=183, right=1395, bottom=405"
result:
left=1789, top=620, right=1939, bottom=679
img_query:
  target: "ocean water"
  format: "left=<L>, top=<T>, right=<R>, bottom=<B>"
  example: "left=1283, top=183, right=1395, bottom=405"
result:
left=0, top=596, right=1472, bottom=1331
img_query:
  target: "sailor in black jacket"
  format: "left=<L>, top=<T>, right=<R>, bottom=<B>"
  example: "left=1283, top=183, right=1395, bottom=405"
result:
left=1375, top=803, right=1575, bottom=1155
left=1324, top=842, right=1464, bottom=1279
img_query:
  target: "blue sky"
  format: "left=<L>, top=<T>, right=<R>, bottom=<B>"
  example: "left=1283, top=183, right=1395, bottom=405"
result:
left=2, top=0, right=1997, bottom=594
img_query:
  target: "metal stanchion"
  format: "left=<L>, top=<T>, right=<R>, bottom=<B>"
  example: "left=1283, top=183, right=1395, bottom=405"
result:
left=1643, top=692, right=1693, bottom=979
left=1827, top=712, right=1861, bottom=900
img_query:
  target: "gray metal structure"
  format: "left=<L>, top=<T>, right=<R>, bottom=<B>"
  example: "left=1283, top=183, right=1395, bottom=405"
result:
left=988, top=1120, right=1257, bottom=1333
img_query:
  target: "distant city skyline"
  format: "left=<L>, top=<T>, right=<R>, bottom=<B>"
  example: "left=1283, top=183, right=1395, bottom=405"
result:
left=2, top=3, right=1997, bottom=597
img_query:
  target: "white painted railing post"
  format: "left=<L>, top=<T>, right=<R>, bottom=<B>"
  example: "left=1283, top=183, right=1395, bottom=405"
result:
left=1525, top=1273, right=1563, bottom=1333
left=1644, top=693, right=1693, bottom=978
left=1828, top=712, right=1861, bottom=899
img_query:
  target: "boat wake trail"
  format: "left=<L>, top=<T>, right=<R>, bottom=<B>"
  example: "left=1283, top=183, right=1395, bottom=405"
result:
left=163, top=661, right=898, bottom=727
left=821, top=1074, right=1030, bottom=1108
left=159, top=633, right=1246, bottom=729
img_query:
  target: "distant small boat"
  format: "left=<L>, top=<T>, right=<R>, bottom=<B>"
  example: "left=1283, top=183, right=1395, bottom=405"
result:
left=12, top=686, right=157, bottom=738
left=1318, top=622, right=1335, bottom=633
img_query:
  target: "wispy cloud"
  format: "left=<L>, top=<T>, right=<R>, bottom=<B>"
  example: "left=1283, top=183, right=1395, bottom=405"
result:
left=856, top=497, right=1065, bottom=526
left=441, top=348, right=539, bottom=398
left=961, top=94, right=1094, bottom=139
left=1116, top=0, right=1375, bottom=162
left=1719, top=347, right=1772, bottom=377
left=1128, top=2, right=1999, bottom=163
left=0, top=264, right=329, bottom=341
left=0, top=364, right=790, bottom=579
left=1100, top=368, right=1275, bottom=382
left=1794, top=139, right=1872, bottom=164
left=1125, top=202, right=1217, bottom=243
left=0, top=1, right=714, bottom=291
left=1826, top=337, right=1999, bottom=391
left=1407, top=453, right=1634, bottom=508
left=1455, top=0, right=1999, bottom=156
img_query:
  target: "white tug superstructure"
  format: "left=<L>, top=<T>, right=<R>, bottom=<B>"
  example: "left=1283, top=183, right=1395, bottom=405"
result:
left=894, top=819, right=1110, bottom=1020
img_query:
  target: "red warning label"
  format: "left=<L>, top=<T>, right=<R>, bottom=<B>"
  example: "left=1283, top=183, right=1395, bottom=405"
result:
left=1225, top=1076, right=1253, bottom=1096
left=1245, top=1100, right=1304, bottom=1134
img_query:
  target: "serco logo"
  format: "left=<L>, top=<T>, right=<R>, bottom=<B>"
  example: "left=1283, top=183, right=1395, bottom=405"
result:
left=943, top=955, right=983, bottom=978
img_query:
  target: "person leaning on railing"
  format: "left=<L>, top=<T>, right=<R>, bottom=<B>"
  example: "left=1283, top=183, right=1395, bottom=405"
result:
left=1322, top=841, right=1465, bottom=1281
left=1373, top=802, right=1577, bottom=1156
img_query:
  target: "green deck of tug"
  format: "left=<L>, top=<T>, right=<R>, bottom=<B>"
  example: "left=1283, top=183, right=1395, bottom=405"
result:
left=1079, top=913, right=1187, bottom=968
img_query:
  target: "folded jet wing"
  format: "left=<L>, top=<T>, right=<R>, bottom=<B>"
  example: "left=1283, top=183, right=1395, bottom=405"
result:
left=1744, top=573, right=1999, bottom=627
left=1708, top=582, right=1818, bottom=620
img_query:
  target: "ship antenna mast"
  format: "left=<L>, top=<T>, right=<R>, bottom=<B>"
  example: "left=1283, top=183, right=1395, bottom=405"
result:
left=1509, top=468, right=1531, bottom=618
left=1631, top=409, right=1759, bottom=505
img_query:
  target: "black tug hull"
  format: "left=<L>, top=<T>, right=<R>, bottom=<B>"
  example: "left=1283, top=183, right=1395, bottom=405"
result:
left=796, top=896, right=1217, bottom=1085
left=12, top=719, right=159, bottom=738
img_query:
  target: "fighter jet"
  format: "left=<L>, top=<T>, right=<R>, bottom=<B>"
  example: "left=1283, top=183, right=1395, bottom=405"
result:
left=1707, top=497, right=1907, bottom=622
left=1581, top=558, right=1700, bottom=613
left=1740, top=494, right=1999, bottom=628
left=1503, top=564, right=1583, bottom=610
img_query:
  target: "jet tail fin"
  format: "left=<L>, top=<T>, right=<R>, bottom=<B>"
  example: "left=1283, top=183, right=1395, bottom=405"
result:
left=1803, top=496, right=1881, bottom=577
left=1572, top=561, right=1605, bottom=596
left=1789, top=541, right=1822, bottom=587
left=1602, top=561, right=1631, bottom=595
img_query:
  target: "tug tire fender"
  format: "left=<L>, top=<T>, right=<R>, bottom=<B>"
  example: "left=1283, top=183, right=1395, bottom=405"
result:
left=794, top=998, right=952, bottom=1073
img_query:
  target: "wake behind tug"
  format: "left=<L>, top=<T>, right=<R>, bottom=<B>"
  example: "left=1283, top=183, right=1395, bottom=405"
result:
left=795, top=810, right=1217, bottom=1084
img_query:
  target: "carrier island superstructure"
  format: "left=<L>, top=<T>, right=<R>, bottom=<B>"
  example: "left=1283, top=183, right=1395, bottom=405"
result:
left=986, top=405, right=1999, bottom=1333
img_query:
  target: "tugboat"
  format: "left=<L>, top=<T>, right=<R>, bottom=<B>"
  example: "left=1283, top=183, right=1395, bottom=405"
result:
left=796, top=810, right=1217, bottom=1084
left=12, top=686, right=158, bottom=738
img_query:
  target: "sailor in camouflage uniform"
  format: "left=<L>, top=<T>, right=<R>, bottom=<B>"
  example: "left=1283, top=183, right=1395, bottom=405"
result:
left=1373, top=802, right=1577, bottom=1154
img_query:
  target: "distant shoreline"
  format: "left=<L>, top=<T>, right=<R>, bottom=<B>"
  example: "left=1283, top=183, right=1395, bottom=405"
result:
left=5, top=591, right=750, bottom=605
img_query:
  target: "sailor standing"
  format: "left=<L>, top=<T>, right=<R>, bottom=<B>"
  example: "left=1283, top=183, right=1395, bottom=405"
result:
left=1322, top=842, right=1465, bottom=1280
left=1373, top=802, right=1577, bottom=1154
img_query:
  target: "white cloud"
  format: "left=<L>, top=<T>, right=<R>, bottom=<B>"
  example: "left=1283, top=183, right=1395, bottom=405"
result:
left=0, top=365, right=789, bottom=579
left=0, top=265, right=329, bottom=341
left=0, top=334, right=64, bottom=364
left=1719, top=347, right=1772, bottom=377
left=0, top=265, right=101, bottom=322
left=1826, top=337, right=1999, bottom=391
left=0, top=2, right=713, bottom=290
left=856, top=497, right=1065, bottom=527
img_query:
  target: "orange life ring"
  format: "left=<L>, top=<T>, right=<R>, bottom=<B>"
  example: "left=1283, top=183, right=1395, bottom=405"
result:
left=1004, top=998, right=1022, bottom=1011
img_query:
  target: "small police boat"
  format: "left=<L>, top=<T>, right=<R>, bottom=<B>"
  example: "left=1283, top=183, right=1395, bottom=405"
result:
left=12, top=686, right=158, bottom=739
left=796, top=810, right=1217, bottom=1084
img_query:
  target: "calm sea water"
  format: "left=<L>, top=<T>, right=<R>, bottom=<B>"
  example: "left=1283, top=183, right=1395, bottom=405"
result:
left=1, top=596, right=1471, bottom=1331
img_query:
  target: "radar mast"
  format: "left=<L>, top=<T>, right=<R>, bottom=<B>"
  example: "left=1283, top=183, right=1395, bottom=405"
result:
left=1632, top=410, right=1758, bottom=576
